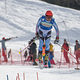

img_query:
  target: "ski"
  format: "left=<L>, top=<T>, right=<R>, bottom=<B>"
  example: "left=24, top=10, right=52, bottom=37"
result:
left=35, top=59, right=44, bottom=69
left=75, top=68, right=80, bottom=70
left=19, top=36, right=38, bottom=53
left=35, top=58, right=53, bottom=69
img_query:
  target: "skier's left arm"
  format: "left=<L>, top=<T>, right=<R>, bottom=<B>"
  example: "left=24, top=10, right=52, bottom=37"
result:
left=53, top=20, right=59, bottom=43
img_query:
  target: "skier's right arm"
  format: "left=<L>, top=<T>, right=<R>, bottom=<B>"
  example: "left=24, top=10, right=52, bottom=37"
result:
left=36, top=17, right=42, bottom=37
left=5, top=38, right=12, bottom=41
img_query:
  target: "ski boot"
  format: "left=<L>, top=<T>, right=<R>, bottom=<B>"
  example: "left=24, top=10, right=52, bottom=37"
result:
left=38, top=54, right=43, bottom=63
left=44, top=54, right=48, bottom=68
left=35, top=51, right=43, bottom=65
left=44, top=51, right=51, bottom=68
left=48, top=59, right=51, bottom=68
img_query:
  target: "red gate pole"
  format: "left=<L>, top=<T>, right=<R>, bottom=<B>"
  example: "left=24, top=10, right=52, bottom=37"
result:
left=37, top=72, right=39, bottom=80
left=23, top=73, right=25, bottom=80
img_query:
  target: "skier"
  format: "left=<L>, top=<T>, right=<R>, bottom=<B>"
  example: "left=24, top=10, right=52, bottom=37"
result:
left=26, top=39, right=37, bottom=65
left=36, top=10, right=59, bottom=67
left=74, top=40, right=80, bottom=64
left=49, top=43, right=55, bottom=65
left=0, top=37, right=12, bottom=62
left=61, top=39, right=70, bottom=63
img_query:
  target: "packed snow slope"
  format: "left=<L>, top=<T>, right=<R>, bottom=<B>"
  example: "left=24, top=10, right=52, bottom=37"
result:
left=0, top=0, right=80, bottom=50
left=0, top=0, right=80, bottom=80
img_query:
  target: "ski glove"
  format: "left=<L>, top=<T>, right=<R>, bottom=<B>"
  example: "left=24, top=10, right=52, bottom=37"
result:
left=54, top=36, right=59, bottom=44
left=36, top=32, right=39, bottom=38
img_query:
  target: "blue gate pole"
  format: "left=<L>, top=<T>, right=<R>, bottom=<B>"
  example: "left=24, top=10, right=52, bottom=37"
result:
left=7, top=75, right=9, bottom=80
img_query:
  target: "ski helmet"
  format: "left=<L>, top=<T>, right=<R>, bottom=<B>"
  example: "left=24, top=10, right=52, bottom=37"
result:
left=75, top=40, right=78, bottom=42
left=2, top=37, right=5, bottom=40
left=45, top=10, right=53, bottom=16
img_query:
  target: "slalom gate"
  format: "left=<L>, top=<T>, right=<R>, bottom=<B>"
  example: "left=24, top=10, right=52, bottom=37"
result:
left=6, top=72, right=39, bottom=80
left=0, top=49, right=80, bottom=69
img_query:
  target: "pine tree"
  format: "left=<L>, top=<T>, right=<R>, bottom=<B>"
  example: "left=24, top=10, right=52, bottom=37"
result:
left=41, top=0, right=80, bottom=10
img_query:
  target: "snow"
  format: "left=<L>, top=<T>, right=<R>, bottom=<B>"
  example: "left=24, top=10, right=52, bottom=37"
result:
left=0, top=0, right=80, bottom=80
left=0, top=65, right=80, bottom=80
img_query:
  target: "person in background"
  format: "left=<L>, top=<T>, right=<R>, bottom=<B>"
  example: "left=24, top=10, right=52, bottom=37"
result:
left=61, top=39, right=70, bottom=63
left=0, top=37, right=12, bottom=62
left=26, top=39, right=37, bottom=65
left=74, top=40, right=80, bottom=64
left=49, top=43, right=55, bottom=65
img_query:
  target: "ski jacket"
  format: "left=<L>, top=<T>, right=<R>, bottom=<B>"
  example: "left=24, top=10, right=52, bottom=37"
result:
left=0, top=38, right=11, bottom=49
left=36, top=15, right=59, bottom=38
left=62, top=43, right=69, bottom=52
left=29, top=42, right=37, bottom=54
left=50, top=44, right=53, bottom=52
left=74, top=43, right=80, bottom=51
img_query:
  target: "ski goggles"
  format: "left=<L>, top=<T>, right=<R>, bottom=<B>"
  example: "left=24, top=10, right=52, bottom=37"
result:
left=46, top=15, right=52, bottom=19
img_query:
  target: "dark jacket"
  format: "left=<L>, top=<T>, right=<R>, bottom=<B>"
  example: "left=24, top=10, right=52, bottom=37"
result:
left=29, top=42, right=37, bottom=54
left=74, top=43, right=80, bottom=51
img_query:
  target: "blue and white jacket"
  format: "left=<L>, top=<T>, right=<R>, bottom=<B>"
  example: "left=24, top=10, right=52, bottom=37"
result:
left=36, top=16, right=59, bottom=38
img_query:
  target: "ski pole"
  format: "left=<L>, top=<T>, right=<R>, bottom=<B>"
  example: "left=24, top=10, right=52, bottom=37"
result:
left=19, top=36, right=38, bottom=53
left=8, top=36, right=18, bottom=40
left=59, top=52, right=63, bottom=68
left=57, top=43, right=76, bottom=60
left=11, top=36, right=18, bottom=39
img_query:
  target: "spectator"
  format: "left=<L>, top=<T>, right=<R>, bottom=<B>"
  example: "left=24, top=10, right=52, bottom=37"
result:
left=26, top=39, right=37, bottom=65
left=61, top=39, right=70, bottom=63
left=0, top=37, right=12, bottom=62
left=49, top=43, right=55, bottom=64
left=74, top=40, right=80, bottom=64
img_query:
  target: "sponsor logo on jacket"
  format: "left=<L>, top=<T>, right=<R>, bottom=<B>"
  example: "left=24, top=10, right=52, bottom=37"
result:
left=41, top=22, right=52, bottom=27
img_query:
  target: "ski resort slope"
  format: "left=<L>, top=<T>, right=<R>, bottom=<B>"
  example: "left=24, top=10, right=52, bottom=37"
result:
left=0, top=0, right=80, bottom=48
left=0, top=0, right=80, bottom=80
